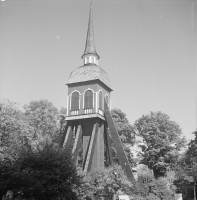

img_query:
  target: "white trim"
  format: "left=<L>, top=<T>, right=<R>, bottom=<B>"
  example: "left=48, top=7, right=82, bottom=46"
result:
left=83, top=88, right=95, bottom=109
left=70, top=90, right=81, bottom=96
left=95, top=91, right=98, bottom=113
left=66, top=113, right=105, bottom=121
left=69, top=95, right=71, bottom=110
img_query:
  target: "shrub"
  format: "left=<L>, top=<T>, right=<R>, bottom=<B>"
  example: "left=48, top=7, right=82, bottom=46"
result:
left=79, top=165, right=134, bottom=200
left=135, top=165, right=176, bottom=200
left=0, top=144, right=82, bottom=200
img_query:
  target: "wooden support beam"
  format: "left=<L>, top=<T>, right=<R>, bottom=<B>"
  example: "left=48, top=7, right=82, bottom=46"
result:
left=104, top=99, right=135, bottom=182
left=83, top=120, right=99, bottom=173
left=72, top=124, right=82, bottom=166
left=62, top=125, right=73, bottom=149
left=104, top=124, right=113, bottom=166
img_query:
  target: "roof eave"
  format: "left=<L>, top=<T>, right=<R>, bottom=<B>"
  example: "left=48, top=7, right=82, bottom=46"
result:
left=66, top=79, right=113, bottom=92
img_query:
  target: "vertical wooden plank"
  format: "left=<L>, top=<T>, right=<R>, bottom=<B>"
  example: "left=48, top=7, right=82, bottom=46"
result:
left=100, top=121, right=104, bottom=169
left=72, top=124, right=82, bottom=166
left=104, top=124, right=113, bottom=166
left=62, top=125, right=73, bottom=149
left=83, top=136, right=90, bottom=165
left=83, top=120, right=99, bottom=172
left=96, top=123, right=100, bottom=169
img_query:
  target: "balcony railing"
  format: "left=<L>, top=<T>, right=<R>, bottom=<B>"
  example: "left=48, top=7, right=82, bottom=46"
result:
left=70, top=110, right=79, bottom=116
left=84, top=108, right=93, bottom=114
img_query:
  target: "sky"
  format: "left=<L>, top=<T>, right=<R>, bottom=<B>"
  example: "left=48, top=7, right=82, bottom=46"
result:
left=0, top=0, right=196, bottom=140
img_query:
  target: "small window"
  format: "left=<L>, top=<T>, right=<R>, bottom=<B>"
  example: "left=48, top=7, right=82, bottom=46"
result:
left=71, top=92, right=79, bottom=110
left=84, top=90, right=93, bottom=109
left=99, top=91, right=103, bottom=110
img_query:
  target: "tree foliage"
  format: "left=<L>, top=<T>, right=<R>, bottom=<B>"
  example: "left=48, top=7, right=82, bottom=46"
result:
left=79, top=165, right=133, bottom=200
left=186, top=130, right=197, bottom=180
left=110, top=109, right=136, bottom=167
left=0, top=100, right=33, bottom=161
left=133, top=111, right=186, bottom=177
left=174, top=130, right=197, bottom=190
left=24, top=100, right=59, bottom=145
left=0, top=144, right=82, bottom=200
left=0, top=99, right=63, bottom=161
left=135, top=164, right=176, bottom=200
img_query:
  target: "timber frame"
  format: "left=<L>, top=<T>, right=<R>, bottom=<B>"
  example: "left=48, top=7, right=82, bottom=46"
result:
left=56, top=100, right=135, bottom=182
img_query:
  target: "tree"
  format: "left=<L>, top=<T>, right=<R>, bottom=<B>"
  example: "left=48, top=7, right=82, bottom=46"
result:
left=0, top=100, right=33, bottom=161
left=135, top=164, right=176, bottom=200
left=80, top=165, right=133, bottom=200
left=133, top=111, right=186, bottom=178
left=0, top=144, right=82, bottom=200
left=110, top=109, right=136, bottom=167
left=183, top=130, right=197, bottom=200
left=186, top=130, right=197, bottom=180
left=23, top=100, right=59, bottom=148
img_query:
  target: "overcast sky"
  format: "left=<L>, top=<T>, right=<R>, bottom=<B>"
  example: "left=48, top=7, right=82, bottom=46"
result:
left=0, top=0, right=196, bottom=140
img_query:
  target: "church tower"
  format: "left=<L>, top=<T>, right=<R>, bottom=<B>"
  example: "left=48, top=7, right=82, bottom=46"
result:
left=59, top=2, right=135, bottom=182
left=65, top=2, right=112, bottom=172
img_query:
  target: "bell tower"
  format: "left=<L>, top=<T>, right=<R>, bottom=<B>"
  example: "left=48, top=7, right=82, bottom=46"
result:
left=58, top=2, right=135, bottom=182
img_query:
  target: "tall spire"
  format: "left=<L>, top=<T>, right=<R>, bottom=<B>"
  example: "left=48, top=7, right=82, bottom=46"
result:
left=82, top=2, right=99, bottom=60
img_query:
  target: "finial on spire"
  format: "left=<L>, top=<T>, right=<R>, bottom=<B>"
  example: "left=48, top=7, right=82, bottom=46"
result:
left=81, top=1, right=99, bottom=61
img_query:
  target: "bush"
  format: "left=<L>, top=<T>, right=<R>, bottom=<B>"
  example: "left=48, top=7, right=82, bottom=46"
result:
left=78, top=165, right=134, bottom=200
left=0, top=144, right=82, bottom=200
left=135, top=165, right=176, bottom=200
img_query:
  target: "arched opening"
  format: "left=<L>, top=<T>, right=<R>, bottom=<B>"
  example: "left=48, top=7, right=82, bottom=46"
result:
left=99, top=91, right=103, bottom=110
left=71, top=92, right=79, bottom=111
left=84, top=90, right=93, bottom=109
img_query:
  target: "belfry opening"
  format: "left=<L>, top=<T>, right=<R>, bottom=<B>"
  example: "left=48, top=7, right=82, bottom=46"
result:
left=57, top=2, right=135, bottom=182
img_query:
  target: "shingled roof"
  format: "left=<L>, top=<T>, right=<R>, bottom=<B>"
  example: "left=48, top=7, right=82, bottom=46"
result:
left=67, top=64, right=111, bottom=90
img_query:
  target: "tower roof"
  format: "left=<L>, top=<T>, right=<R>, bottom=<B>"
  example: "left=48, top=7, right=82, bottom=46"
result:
left=81, top=2, right=99, bottom=59
left=67, top=64, right=112, bottom=90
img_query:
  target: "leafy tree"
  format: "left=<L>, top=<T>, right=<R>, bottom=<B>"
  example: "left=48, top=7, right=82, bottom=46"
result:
left=135, top=164, right=176, bottom=200
left=23, top=100, right=59, bottom=148
left=186, top=130, right=197, bottom=180
left=133, top=111, right=186, bottom=177
left=0, top=144, right=82, bottom=200
left=79, top=165, right=133, bottom=200
left=174, top=130, right=197, bottom=199
left=0, top=100, right=33, bottom=161
left=109, top=109, right=136, bottom=167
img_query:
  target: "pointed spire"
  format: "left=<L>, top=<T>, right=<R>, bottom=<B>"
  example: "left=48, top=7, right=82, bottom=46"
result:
left=82, top=2, right=99, bottom=59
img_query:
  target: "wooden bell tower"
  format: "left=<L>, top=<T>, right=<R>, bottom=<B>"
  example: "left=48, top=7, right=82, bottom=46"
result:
left=58, top=2, right=135, bottom=182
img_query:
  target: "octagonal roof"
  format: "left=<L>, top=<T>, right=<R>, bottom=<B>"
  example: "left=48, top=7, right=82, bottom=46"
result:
left=67, top=64, right=112, bottom=90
